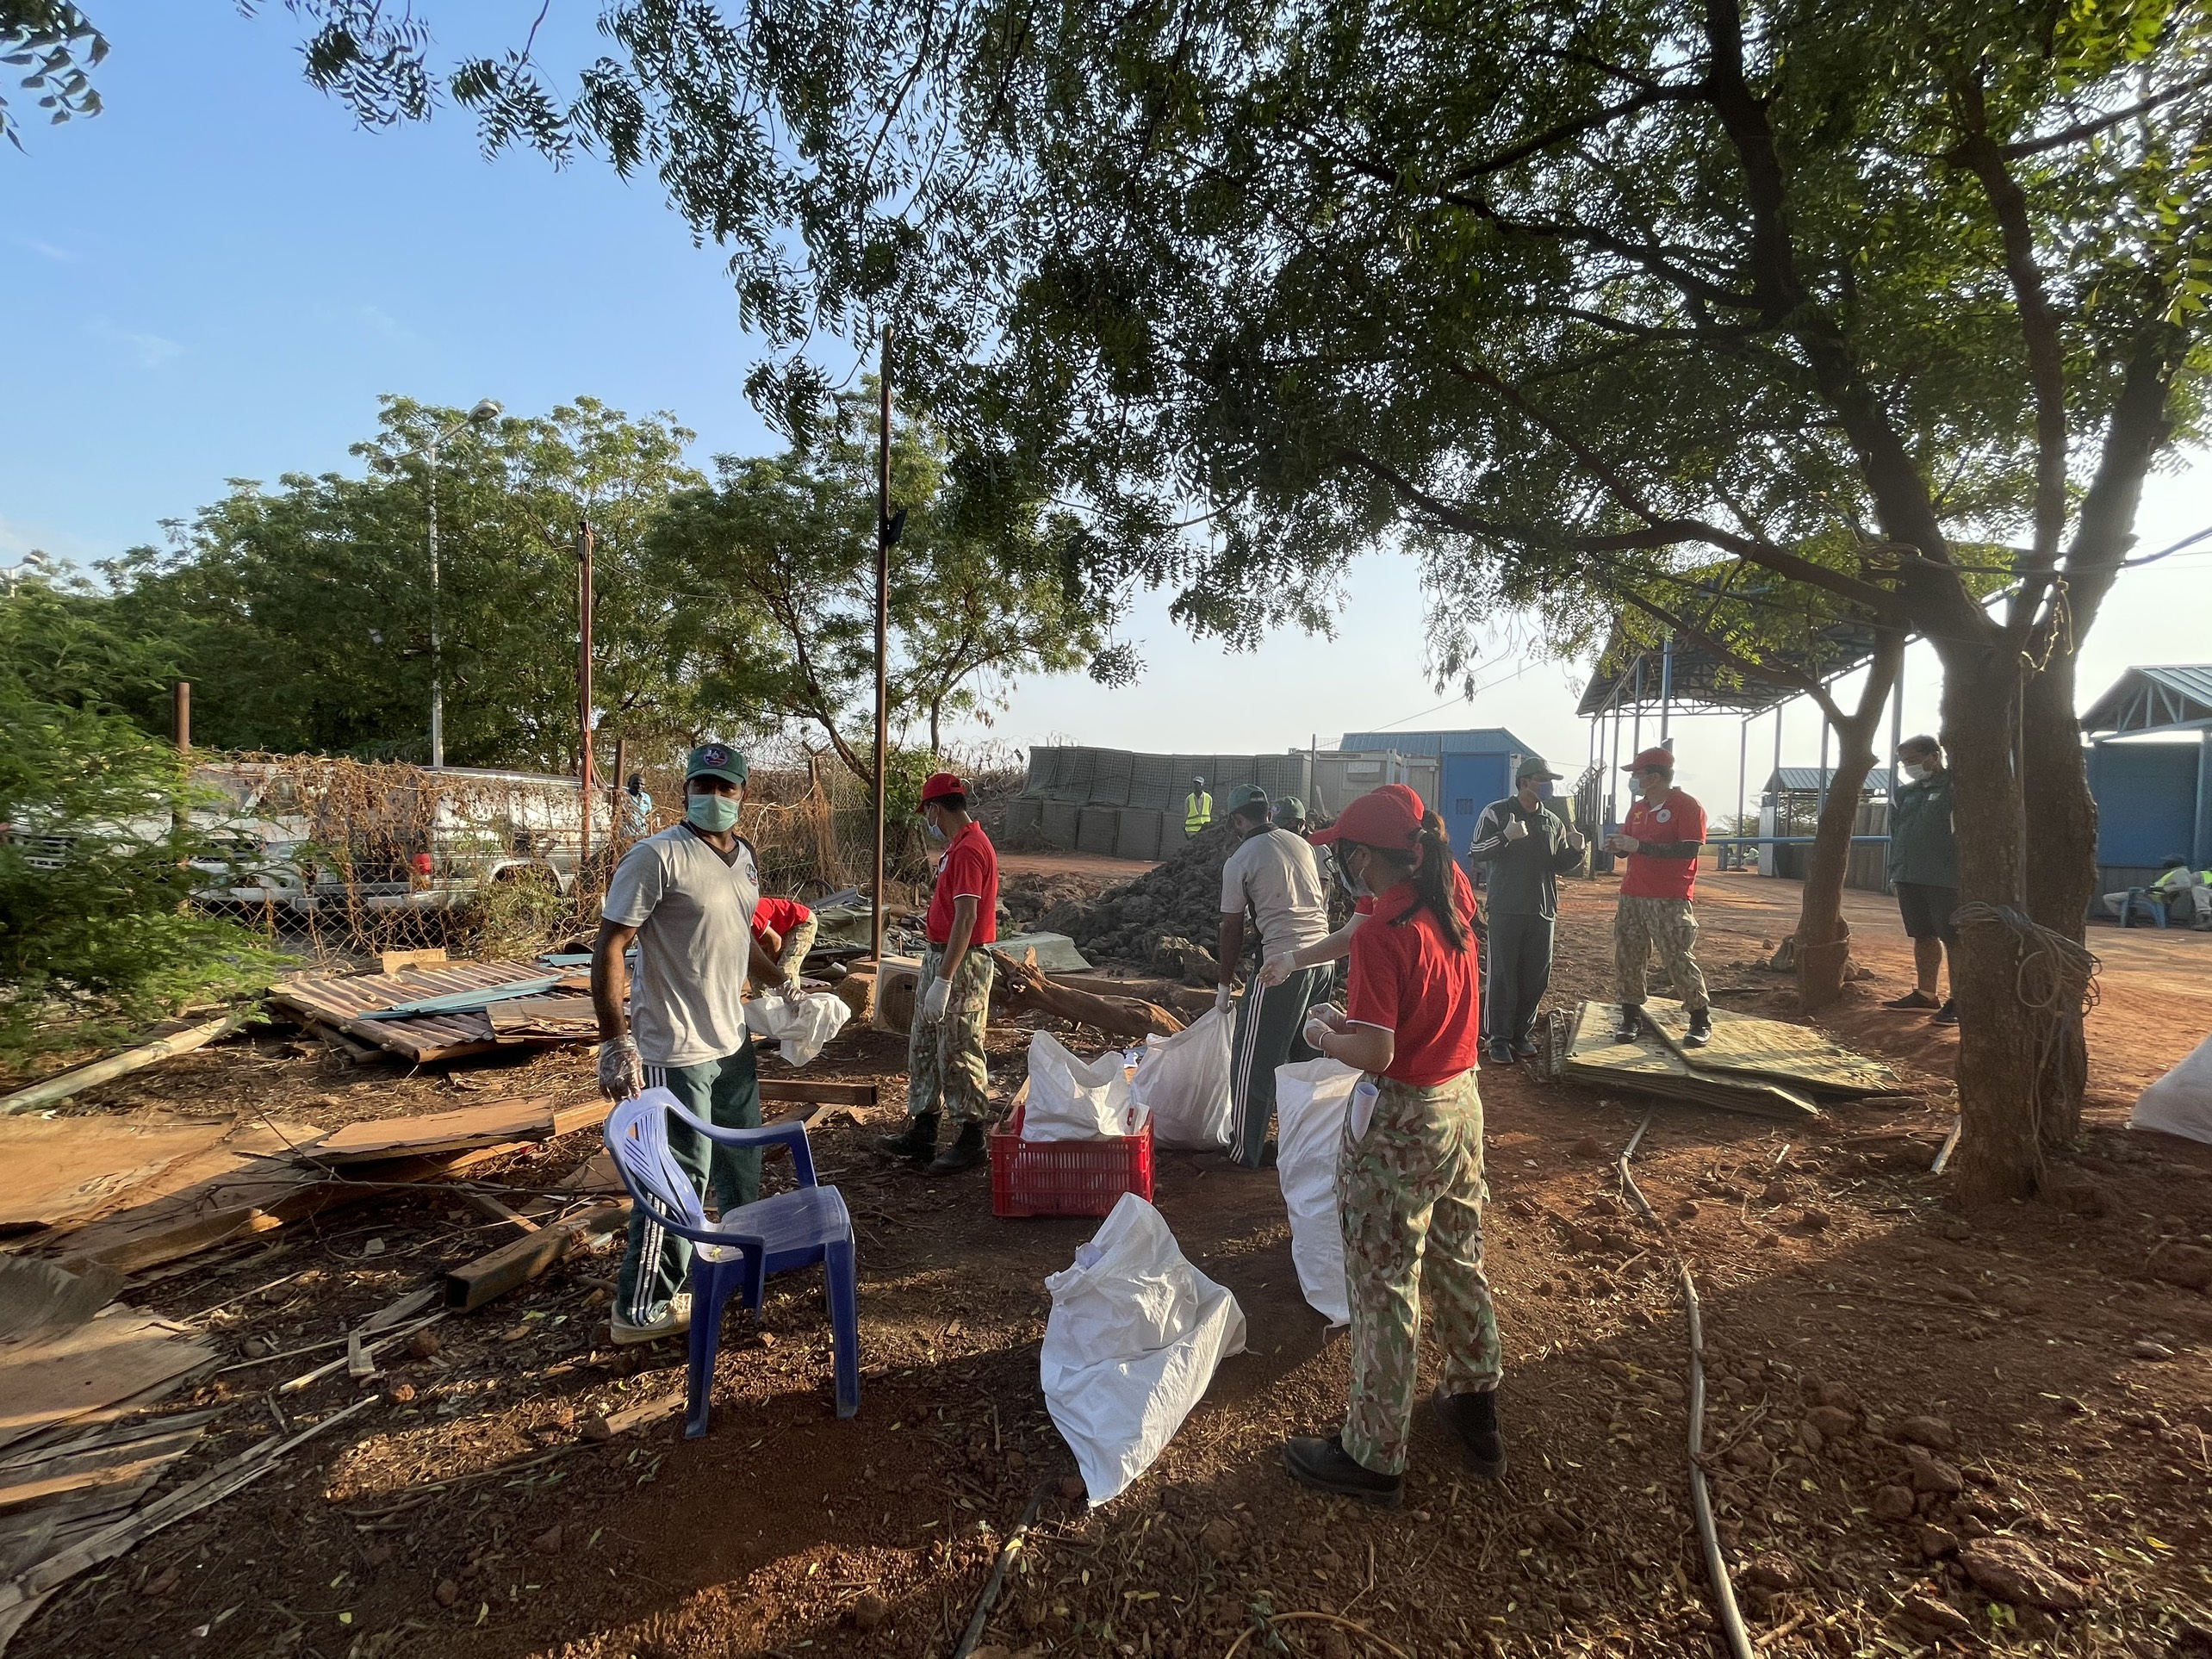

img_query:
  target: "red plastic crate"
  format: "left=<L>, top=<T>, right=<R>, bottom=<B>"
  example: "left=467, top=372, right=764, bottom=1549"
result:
left=990, top=1103, right=1154, bottom=1218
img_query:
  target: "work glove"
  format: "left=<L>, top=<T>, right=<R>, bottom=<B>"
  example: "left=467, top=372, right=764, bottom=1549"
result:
left=1258, top=951, right=1296, bottom=987
left=596, top=1035, right=643, bottom=1102
left=1564, top=828, right=1587, bottom=853
left=1502, top=815, right=1529, bottom=842
left=922, top=975, right=953, bottom=1023
left=1214, top=984, right=1233, bottom=1016
left=1302, top=1016, right=1334, bottom=1052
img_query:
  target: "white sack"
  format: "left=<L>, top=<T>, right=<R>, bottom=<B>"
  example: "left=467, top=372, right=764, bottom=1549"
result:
left=1022, top=1031, right=1146, bottom=1140
left=1133, top=1010, right=1234, bottom=1151
left=1274, top=1055, right=1360, bottom=1327
left=743, top=990, right=851, bottom=1067
left=2130, top=1029, right=2212, bottom=1146
left=1041, top=1194, right=1246, bottom=1505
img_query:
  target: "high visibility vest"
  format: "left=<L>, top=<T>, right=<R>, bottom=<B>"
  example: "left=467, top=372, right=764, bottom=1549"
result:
left=1184, top=791, right=1212, bottom=835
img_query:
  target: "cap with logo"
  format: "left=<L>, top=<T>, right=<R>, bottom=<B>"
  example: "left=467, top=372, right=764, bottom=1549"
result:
left=1311, top=783, right=1424, bottom=848
left=920, top=771, right=967, bottom=805
left=1621, top=746, right=1675, bottom=774
left=1274, top=795, right=1307, bottom=822
left=1225, top=782, right=1271, bottom=815
left=685, top=743, right=749, bottom=786
left=1516, top=757, right=1564, bottom=781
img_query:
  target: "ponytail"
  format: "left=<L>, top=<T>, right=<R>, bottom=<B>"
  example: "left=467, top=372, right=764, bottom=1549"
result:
left=1356, top=811, right=1472, bottom=950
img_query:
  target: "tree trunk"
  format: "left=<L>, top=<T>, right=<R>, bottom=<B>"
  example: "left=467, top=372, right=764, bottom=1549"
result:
left=1794, top=637, right=1902, bottom=1010
left=2020, top=651, right=2096, bottom=1145
left=1936, top=643, right=2047, bottom=1206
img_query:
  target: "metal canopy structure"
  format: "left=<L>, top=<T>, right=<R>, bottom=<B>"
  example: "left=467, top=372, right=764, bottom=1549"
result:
left=1574, top=618, right=1883, bottom=718
left=2079, top=664, right=2212, bottom=736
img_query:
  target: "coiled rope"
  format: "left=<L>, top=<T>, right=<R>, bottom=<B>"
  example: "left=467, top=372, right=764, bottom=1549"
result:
left=1952, top=903, right=2101, bottom=1150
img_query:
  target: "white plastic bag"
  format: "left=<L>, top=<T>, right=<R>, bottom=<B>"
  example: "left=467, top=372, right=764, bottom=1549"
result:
left=1041, top=1194, right=1246, bottom=1505
left=743, top=989, right=851, bottom=1067
left=2130, top=1029, right=2212, bottom=1146
left=1133, top=1010, right=1234, bottom=1151
left=1274, top=1055, right=1359, bottom=1327
left=1022, top=1031, right=1146, bottom=1140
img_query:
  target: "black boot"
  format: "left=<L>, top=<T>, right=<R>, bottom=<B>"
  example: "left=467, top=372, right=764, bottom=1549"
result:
left=1684, top=1007, right=1713, bottom=1048
left=1283, top=1435, right=1401, bottom=1507
left=1433, top=1386, right=1507, bottom=1479
left=876, top=1111, right=939, bottom=1164
left=927, top=1121, right=986, bottom=1174
left=1612, top=1003, right=1645, bottom=1044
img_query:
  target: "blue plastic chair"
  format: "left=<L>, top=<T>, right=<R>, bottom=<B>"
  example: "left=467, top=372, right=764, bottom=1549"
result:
left=603, top=1090, right=860, bottom=1437
left=2119, top=887, right=2170, bottom=929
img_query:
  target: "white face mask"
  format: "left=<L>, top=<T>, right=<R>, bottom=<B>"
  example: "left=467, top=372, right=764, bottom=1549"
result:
left=1902, top=761, right=1930, bottom=782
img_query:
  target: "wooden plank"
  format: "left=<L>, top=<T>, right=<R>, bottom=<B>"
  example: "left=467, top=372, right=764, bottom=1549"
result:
left=376, top=948, right=448, bottom=975
left=757, top=1078, right=878, bottom=1108
left=582, top=1390, right=685, bottom=1441
left=0, top=1425, right=205, bottom=1513
left=440, top=1202, right=628, bottom=1313
left=549, top=1097, right=614, bottom=1138
left=0, top=1117, right=232, bottom=1233
left=0, top=1313, right=219, bottom=1451
left=310, top=1097, right=557, bottom=1165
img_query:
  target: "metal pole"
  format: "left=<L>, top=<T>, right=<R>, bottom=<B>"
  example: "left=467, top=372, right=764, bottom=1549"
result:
left=1769, top=697, right=1784, bottom=875
left=1889, top=653, right=1905, bottom=791
left=1736, top=715, right=1748, bottom=861
left=611, top=736, right=629, bottom=851
left=578, top=520, right=595, bottom=890
left=428, top=435, right=444, bottom=770
left=871, top=325, right=892, bottom=964
left=1631, top=657, right=1643, bottom=759
left=1817, top=686, right=1830, bottom=827
left=172, top=681, right=190, bottom=753
left=1659, top=632, right=1675, bottom=741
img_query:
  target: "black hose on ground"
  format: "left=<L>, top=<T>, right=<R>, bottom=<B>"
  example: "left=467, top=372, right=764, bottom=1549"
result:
left=1618, top=1113, right=1759, bottom=1659
left=950, top=1476, right=1054, bottom=1659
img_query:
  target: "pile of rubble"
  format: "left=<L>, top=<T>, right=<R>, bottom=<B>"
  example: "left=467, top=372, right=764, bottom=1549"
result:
left=1036, top=822, right=1242, bottom=974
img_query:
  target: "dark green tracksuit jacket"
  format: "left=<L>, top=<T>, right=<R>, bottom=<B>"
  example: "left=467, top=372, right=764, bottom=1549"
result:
left=1467, top=797, right=1587, bottom=1047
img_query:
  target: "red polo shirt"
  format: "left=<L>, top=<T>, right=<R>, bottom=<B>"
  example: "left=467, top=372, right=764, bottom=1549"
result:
left=1345, top=879, right=1482, bottom=1085
left=750, top=895, right=811, bottom=946
left=924, top=820, right=999, bottom=946
left=1619, top=788, right=1706, bottom=900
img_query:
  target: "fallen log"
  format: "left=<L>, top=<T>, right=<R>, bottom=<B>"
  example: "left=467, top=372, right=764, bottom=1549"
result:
left=986, top=948, right=1184, bottom=1041
left=0, top=1011, right=248, bottom=1117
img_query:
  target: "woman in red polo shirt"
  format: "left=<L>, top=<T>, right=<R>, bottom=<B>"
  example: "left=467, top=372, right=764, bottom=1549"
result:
left=749, top=895, right=817, bottom=994
left=1286, top=785, right=1503, bottom=1505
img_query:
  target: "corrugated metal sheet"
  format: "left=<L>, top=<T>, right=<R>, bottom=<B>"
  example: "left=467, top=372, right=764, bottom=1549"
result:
left=1336, top=727, right=1537, bottom=758
left=270, top=960, right=566, bottom=1063
left=2079, top=664, right=2212, bottom=733
left=1763, top=767, right=1894, bottom=796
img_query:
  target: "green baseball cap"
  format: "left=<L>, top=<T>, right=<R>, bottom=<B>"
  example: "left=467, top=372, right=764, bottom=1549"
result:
left=1517, top=757, right=1564, bottom=781
left=1226, top=783, right=1271, bottom=815
left=685, top=743, right=749, bottom=786
left=1274, top=795, right=1307, bottom=821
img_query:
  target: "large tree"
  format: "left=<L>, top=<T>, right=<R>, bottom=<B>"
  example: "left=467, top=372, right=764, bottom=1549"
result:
left=47, top=2, right=2212, bottom=1200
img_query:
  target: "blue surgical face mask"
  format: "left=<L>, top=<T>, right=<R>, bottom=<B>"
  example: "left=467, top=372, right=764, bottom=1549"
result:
left=686, top=791, right=741, bottom=833
left=923, top=811, right=947, bottom=841
left=1333, top=848, right=1369, bottom=899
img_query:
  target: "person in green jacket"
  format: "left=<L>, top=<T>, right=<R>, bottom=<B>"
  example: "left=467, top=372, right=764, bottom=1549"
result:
left=1885, top=735, right=1959, bottom=1027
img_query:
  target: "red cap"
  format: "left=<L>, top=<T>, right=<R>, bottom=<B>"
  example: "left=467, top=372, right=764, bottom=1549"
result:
left=920, top=771, right=967, bottom=805
left=1311, top=783, right=1424, bottom=848
left=1622, top=746, right=1675, bottom=773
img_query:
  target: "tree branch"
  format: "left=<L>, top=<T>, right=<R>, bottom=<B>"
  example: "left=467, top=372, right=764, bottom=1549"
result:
left=1994, top=71, right=2212, bottom=158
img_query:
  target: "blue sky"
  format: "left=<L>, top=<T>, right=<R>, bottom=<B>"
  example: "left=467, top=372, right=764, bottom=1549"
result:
left=4, top=3, right=2208, bottom=799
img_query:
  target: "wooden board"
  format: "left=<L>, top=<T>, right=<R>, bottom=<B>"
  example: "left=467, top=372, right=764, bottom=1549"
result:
left=441, top=1201, right=627, bottom=1311
left=487, top=996, right=597, bottom=1037
left=0, top=1414, right=210, bottom=1514
left=0, top=1117, right=230, bottom=1233
left=758, top=1078, right=878, bottom=1108
left=0, top=1310, right=218, bottom=1451
left=0, top=1258, right=120, bottom=1344
left=1563, top=1003, right=1820, bottom=1121
left=1640, top=999, right=1898, bottom=1095
left=310, top=1097, right=558, bottom=1165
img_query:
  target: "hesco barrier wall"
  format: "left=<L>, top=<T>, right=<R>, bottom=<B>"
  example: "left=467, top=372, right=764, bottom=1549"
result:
left=1013, top=747, right=1312, bottom=858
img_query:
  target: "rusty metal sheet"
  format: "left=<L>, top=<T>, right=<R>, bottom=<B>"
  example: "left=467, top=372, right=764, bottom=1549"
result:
left=270, top=960, right=556, bottom=1063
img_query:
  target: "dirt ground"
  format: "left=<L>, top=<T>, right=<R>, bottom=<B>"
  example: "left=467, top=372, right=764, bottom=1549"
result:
left=14, top=870, right=2212, bottom=1659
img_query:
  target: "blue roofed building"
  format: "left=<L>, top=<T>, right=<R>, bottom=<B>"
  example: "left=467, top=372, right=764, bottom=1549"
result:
left=1335, top=728, right=1544, bottom=866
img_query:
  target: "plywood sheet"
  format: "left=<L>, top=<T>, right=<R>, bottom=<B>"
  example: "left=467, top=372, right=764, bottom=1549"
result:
left=1564, top=1003, right=1819, bottom=1121
left=0, top=1118, right=229, bottom=1232
left=1641, top=999, right=1898, bottom=1095
left=0, top=1311, right=218, bottom=1451
left=487, top=997, right=597, bottom=1038
left=311, top=1097, right=557, bottom=1165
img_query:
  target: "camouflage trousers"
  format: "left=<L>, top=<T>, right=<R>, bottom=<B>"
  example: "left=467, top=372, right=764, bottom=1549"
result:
left=906, top=945, right=996, bottom=1126
left=772, top=916, right=819, bottom=989
left=1338, top=1068, right=1501, bottom=1476
left=1614, top=895, right=1710, bottom=1013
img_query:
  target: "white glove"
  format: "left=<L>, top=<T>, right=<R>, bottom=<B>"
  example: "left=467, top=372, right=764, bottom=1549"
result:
left=1564, top=828, right=1587, bottom=852
left=1302, top=1016, right=1333, bottom=1052
left=1502, top=815, right=1529, bottom=842
left=1308, top=1001, right=1347, bottom=1032
left=1258, top=951, right=1297, bottom=987
left=922, top=976, right=952, bottom=1022
left=774, top=974, right=803, bottom=1000
left=1214, top=984, right=1233, bottom=1016
left=596, top=1035, right=643, bottom=1101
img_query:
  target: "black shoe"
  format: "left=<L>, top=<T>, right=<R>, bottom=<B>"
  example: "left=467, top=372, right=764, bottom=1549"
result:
left=1883, top=990, right=1941, bottom=1011
left=927, top=1121, right=985, bottom=1174
left=1929, top=999, right=1959, bottom=1028
left=876, top=1112, right=940, bottom=1163
left=1485, top=1040, right=1514, bottom=1066
left=1684, top=1008, right=1713, bottom=1048
left=1283, top=1434, right=1402, bottom=1507
left=1612, top=1004, right=1645, bottom=1044
left=1432, top=1386, right=1507, bottom=1479
left=1511, top=1038, right=1539, bottom=1061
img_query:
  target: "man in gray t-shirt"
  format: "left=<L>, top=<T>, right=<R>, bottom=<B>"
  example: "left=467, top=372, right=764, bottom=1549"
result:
left=1216, top=784, right=1333, bottom=1168
left=593, top=743, right=780, bottom=1345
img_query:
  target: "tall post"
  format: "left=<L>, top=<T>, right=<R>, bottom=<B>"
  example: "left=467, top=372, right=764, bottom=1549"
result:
left=1630, top=656, right=1644, bottom=759
left=871, top=325, right=892, bottom=963
left=428, top=438, right=444, bottom=770
left=577, top=520, right=596, bottom=889
left=1658, top=632, right=1675, bottom=740
left=1817, top=685, right=1831, bottom=832
left=611, top=736, right=629, bottom=848
left=1889, top=655, right=1905, bottom=792
left=172, top=681, right=191, bottom=753
left=1771, top=697, right=1785, bottom=865
left=1736, top=715, right=1748, bottom=864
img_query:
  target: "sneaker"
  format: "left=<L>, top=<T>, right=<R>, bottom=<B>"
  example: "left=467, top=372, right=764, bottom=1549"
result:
left=1432, top=1385, right=1507, bottom=1479
left=1612, top=1004, right=1645, bottom=1044
left=1283, top=1434, right=1402, bottom=1507
left=1511, top=1038, right=1540, bottom=1061
left=1929, top=999, right=1959, bottom=1027
left=1883, top=990, right=1941, bottom=1011
left=876, top=1112, right=940, bottom=1163
left=610, top=1292, right=693, bottom=1346
left=1684, top=1008, right=1713, bottom=1048
left=927, top=1121, right=986, bottom=1175
left=1485, top=1040, right=1515, bottom=1066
